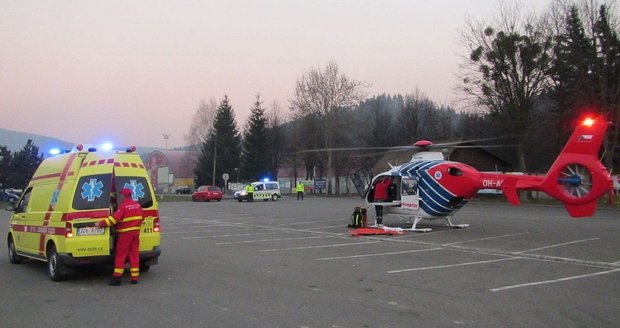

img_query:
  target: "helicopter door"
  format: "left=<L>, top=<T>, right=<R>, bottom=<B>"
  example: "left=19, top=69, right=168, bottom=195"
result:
left=400, top=176, right=420, bottom=210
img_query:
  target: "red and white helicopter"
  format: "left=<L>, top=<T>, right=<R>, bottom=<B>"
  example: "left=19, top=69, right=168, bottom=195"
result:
left=357, top=115, right=613, bottom=232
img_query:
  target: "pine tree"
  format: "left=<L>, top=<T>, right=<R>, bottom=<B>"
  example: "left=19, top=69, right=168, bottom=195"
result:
left=0, top=145, right=12, bottom=187
left=194, top=95, right=241, bottom=187
left=8, top=139, right=43, bottom=188
left=550, top=5, right=598, bottom=145
left=240, top=95, right=271, bottom=181
left=593, top=5, right=620, bottom=171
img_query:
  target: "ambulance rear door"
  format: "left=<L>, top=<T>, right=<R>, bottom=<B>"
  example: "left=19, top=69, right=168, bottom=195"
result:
left=68, top=156, right=115, bottom=257
left=112, top=156, right=159, bottom=252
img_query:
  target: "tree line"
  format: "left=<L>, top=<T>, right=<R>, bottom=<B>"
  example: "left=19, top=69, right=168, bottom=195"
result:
left=0, top=140, right=43, bottom=189
left=190, top=1, right=618, bottom=193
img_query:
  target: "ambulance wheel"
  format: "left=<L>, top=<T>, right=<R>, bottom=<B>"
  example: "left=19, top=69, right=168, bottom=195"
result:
left=237, top=199, right=242, bottom=202
left=7, top=235, right=23, bottom=264
left=47, top=244, right=66, bottom=281
left=271, top=194, right=278, bottom=201
left=140, top=263, right=151, bottom=272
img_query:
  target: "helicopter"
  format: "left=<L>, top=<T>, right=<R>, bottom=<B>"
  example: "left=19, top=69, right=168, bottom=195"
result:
left=352, top=115, right=613, bottom=232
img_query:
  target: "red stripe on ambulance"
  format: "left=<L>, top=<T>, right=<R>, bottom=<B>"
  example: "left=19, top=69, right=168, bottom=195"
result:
left=38, top=153, right=77, bottom=255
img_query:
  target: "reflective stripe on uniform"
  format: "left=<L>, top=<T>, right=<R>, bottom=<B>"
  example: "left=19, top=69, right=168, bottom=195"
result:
left=114, top=268, right=124, bottom=275
left=116, top=226, right=141, bottom=233
left=123, top=216, right=143, bottom=222
left=130, top=268, right=139, bottom=277
left=106, top=216, right=117, bottom=225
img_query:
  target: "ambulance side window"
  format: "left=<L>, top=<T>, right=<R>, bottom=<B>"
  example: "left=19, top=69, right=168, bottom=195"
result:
left=73, top=174, right=113, bottom=210
left=14, top=187, right=32, bottom=214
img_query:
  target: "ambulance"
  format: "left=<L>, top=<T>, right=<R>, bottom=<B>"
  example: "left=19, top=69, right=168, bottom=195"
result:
left=6, top=144, right=161, bottom=281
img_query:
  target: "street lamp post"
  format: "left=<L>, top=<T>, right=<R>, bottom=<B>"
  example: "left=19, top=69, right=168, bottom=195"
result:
left=162, top=134, right=171, bottom=150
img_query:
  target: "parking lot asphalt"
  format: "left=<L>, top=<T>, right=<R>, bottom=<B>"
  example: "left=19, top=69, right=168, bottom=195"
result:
left=1, top=196, right=619, bottom=327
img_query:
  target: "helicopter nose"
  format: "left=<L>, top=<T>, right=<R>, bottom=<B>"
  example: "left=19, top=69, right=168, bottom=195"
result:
left=433, top=164, right=480, bottom=198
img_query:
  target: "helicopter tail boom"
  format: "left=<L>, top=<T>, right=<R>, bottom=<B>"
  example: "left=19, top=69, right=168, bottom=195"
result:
left=477, top=115, right=612, bottom=217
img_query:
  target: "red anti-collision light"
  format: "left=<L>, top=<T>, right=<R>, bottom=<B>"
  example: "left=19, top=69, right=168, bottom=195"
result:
left=582, top=117, right=595, bottom=127
left=126, top=146, right=137, bottom=153
left=76, top=144, right=84, bottom=151
left=414, top=140, right=433, bottom=147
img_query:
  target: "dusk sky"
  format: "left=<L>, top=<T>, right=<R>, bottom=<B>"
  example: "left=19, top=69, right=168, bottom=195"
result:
left=1, top=0, right=555, bottom=149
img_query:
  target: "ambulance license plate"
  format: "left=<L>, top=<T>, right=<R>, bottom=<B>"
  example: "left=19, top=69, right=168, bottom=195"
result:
left=77, top=227, right=105, bottom=236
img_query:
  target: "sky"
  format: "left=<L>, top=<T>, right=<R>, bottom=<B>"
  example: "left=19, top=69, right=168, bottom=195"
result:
left=1, top=0, right=556, bottom=149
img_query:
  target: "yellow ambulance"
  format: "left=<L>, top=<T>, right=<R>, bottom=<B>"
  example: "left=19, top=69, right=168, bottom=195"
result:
left=6, top=144, right=161, bottom=281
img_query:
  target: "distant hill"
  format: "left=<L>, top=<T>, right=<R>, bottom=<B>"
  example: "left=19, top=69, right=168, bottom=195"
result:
left=0, top=128, right=74, bottom=154
left=0, top=128, right=161, bottom=155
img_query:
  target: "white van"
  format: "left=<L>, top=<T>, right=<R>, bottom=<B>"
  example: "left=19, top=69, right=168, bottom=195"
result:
left=237, top=181, right=281, bottom=202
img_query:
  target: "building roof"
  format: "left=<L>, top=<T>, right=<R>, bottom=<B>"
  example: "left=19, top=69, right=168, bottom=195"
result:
left=145, top=150, right=198, bottom=179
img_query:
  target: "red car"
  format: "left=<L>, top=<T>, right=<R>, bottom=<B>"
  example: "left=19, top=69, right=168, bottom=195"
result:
left=192, top=185, right=223, bottom=202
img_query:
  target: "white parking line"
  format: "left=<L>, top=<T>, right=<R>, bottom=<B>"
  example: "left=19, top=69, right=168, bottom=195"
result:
left=442, top=232, right=530, bottom=246
left=215, top=235, right=326, bottom=245
left=261, top=241, right=380, bottom=252
left=302, top=225, right=347, bottom=230
left=316, top=247, right=444, bottom=261
left=182, top=231, right=293, bottom=239
left=490, top=268, right=620, bottom=292
left=387, top=257, right=521, bottom=274
left=273, top=221, right=317, bottom=227
left=164, top=230, right=215, bottom=235
left=515, top=238, right=600, bottom=254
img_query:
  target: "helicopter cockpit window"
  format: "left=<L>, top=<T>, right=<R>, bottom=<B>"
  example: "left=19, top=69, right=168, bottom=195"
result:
left=401, top=177, right=418, bottom=196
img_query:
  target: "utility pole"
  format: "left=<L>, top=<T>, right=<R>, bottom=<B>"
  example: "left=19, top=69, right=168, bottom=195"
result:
left=212, top=132, right=217, bottom=185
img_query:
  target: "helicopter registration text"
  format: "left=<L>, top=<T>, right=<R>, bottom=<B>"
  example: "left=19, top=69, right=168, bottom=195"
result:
left=482, top=179, right=504, bottom=189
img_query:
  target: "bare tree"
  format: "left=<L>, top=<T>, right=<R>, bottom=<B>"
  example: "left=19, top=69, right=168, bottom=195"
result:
left=458, top=2, right=553, bottom=173
left=185, top=98, right=218, bottom=151
left=289, top=61, right=368, bottom=194
left=266, top=101, right=287, bottom=179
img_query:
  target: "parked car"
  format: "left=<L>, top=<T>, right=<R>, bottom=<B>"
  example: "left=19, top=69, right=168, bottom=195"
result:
left=233, top=185, right=248, bottom=200
left=0, top=189, right=20, bottom=203
left=192, top=185, right=223, bottom=202
left=175, top=186, right=191, bottom=194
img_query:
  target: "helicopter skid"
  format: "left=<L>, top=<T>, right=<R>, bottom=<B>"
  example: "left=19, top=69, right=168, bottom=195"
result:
left=445, top=216, right=469, bottom=229
left=404, top=227, right=433, bottom=233
left=399, top=216, right=433, bottom=232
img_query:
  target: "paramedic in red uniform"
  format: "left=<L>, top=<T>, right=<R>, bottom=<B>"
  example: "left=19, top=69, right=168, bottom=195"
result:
left=373, top=176, right=392, bottom=226
left=96, top=188, right=144, bottom=286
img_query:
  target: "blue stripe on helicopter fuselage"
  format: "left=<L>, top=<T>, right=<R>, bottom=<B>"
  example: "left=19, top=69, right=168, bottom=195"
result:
left=400, top=161, right=467, bottom=217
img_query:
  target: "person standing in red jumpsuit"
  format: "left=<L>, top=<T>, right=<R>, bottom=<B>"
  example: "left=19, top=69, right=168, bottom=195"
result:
left=373, top=176, right=392, bottom=226
left=96, top=188, right=144, bottom=286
